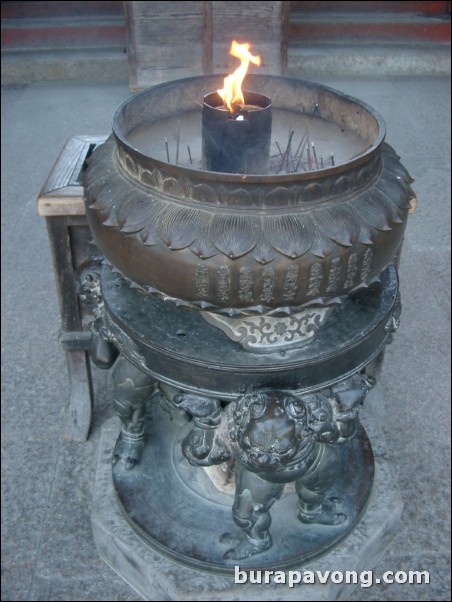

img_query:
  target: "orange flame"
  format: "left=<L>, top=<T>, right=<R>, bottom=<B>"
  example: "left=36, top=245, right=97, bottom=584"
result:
left=217, top=40, right=261, bottom=113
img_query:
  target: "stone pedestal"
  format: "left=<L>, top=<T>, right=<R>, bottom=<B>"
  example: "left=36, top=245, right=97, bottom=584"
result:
left=92, top=403, right=402, bottom=601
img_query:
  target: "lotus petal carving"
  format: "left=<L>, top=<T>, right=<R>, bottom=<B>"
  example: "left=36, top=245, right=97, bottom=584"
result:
left=159, top=205, right=205, bottom=250
left=264, top=214, right=314, bottom=259
left=190, top=235, right=217, bottom=259
left=358, top=195, right=392, bottom=232
left=304, top=182, right=324, bottom=202
left=264, top=186, right=295, bottom=207
left=211, top=214, right=259, bottom=258
left=137, top=213, right=163, bottom=247
left=193, top=183, right=218, bottom=204
left=309, top=227, right=338, bottom=258
left=162, top=176, right=185, bottom=198
left=118, top=194, right=160, bottom=233
left=252, top=232, right=278, bottom=265
left=226, top=188, right=253, bottom=207
left=314, top=206, right=361, bottom=247
left=140, top=169, right=160, bottom=189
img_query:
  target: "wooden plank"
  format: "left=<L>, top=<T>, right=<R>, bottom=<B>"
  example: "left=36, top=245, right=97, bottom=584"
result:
left=60, top=331, right=92, bottom=351
left=40, top=137, right=87, bottom=195
left=63, top=349, right=93, bottom=442
left=76, top=134, right=109, bottom=143
left=38, top=190, right=85, bottom=217
left=125, top=1, right=289, bottom=90
left=202, top=0, right=213, bottom=74
left=69, top=223, right=97, bottom=274
left=212, top=1, right=285, bottom=43
left=124, top=0, right=139, bottom=91
left=211, top=1, right=288, bottom=74
left=67, top=215, right=89, bottom=226
left=125, top=0, right=205, bottom=89
left=281, top=0, right=290, bottom=73
left=37, top=135, right=107, bottom=216
left=39, top=134, right=106, bottom=195
left=46, top=217, right=82, bottom=332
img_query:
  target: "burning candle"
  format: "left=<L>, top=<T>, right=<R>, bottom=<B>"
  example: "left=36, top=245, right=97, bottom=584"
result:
left=202, top=41, right=272, bottom=174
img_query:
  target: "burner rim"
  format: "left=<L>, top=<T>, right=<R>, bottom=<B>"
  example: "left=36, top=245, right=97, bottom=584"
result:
left=112, top=73, right=386, bottom=183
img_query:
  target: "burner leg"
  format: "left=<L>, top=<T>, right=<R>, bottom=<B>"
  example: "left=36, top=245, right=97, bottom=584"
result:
left=222, top=461, right=284, bottom=560
left=296, top=444, right=346, bottom=525
left=112, top=355, right=156, bottom=470
left=172, top=392, right=231, bottom=466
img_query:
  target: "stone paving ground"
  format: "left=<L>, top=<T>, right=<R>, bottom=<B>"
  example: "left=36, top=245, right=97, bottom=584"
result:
left=1, top=68, right=451, bottom=600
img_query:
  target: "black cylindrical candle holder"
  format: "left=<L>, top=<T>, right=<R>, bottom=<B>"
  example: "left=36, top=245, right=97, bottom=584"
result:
left=202, top=91, right=272, bottom=174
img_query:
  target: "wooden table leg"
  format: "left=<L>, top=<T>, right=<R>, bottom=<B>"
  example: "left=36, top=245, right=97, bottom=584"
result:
left=64, top=349, right=93, bottom=441
left=46, top=216, right=93, bottom=441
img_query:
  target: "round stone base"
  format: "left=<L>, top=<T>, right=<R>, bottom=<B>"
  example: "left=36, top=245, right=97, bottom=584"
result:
left=92, top=406, right=403, bottom=600
left=112, top=396, right=374, bottom=574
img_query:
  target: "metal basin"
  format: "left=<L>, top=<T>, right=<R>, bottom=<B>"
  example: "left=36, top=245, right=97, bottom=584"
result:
left=84, top=74, right=413, bottom=315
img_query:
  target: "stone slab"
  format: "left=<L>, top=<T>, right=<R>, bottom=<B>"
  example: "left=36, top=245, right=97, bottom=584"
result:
left=92, top=407, right=402, bottom=601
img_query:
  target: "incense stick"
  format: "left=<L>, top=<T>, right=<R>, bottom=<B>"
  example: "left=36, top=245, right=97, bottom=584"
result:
left=175, top=121, right=181, bottom=165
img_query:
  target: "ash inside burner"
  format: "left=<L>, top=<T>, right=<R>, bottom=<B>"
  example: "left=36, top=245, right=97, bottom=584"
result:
left=129, top=108, right=369, bottom=175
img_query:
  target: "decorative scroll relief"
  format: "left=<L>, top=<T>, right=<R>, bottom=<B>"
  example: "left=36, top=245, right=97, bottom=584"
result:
left=202, top=307, right=334, bottom=353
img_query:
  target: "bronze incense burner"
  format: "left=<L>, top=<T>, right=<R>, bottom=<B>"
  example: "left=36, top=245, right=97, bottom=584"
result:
left=81, top=74, right=413, bottom=573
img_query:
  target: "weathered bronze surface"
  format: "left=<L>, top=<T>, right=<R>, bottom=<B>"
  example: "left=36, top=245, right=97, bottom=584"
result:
left=83, top=75, right=414, bottom=315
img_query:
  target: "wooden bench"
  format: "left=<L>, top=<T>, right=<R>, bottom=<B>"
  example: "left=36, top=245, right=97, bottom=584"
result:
left=37, top=135, right=107, bottom=441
